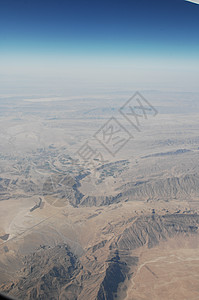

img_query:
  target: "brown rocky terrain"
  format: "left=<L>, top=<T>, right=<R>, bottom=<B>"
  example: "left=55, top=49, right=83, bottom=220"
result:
left=1, top=213, right=199, bottom=300
left=1, top=92, right=199, bottom=299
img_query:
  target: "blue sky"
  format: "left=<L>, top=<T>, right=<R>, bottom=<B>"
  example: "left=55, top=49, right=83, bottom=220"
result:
left=0, top=0, right=199, bottom=93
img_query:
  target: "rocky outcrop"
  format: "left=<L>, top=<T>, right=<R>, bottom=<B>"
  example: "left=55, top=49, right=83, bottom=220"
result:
left=142, top=149, right=191, bottom=158
left=1, top=214, right=199, bottom=300
left=1, top=244, right=82, bottom=300
left=117, top=214, right=199, bottom=250
left=118, top=173, right=199, bottom=202
left=96, top=214, right=199, bottom=299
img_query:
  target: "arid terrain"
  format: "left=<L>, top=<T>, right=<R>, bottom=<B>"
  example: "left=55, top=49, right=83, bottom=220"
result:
left=0, top=90, right=199, bottom=299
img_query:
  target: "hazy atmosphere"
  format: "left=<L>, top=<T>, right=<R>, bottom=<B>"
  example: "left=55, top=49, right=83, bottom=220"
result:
left=1, top=0, right=199, bottom=93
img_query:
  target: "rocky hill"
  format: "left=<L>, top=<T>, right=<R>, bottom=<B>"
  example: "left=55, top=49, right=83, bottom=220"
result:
left=1, top=214, right=199, bottom=300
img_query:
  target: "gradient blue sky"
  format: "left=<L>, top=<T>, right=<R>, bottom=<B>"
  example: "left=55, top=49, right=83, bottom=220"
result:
left=0, top=0, right=199, bottom=93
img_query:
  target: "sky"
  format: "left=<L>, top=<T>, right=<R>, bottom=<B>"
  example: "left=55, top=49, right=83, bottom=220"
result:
left=0, top=0, right=199, bottom=94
